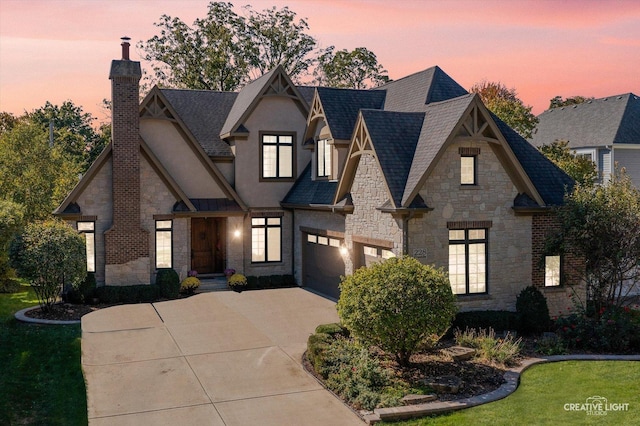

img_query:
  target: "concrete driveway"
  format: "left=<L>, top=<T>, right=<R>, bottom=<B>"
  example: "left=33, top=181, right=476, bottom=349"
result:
left=81, top=288, right=362, bottom=425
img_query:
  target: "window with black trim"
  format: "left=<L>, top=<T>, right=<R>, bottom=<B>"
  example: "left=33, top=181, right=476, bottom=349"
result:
left=545, top=255, right=561, bottom=287
left=251, top=217, right=281, bottom=262
left=262, top=134, right=293, bottom=179
left=77, top=222, right=95, bottom=272
left=156, top=220, right=172, bottom=268
left=448, top=228, right=487, bottom=294
left=460, top=156, right=476, bottom=185
left=317, top=138, right=332, bottom=178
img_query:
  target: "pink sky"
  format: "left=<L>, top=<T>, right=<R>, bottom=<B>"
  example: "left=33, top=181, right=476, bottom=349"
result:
left=1, top=0, right=639, bottom=125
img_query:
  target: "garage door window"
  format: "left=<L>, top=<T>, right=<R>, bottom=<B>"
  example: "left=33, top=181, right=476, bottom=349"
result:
left=306, top=233, right=341, bottom=248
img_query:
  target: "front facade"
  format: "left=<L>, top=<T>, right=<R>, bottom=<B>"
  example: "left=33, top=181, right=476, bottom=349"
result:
left=56, top=41, right=582, bottom=314
left=530, top=93, right=640, bottom=186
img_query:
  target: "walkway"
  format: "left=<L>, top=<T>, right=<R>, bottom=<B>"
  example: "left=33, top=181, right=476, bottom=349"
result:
left=81, top=288, right=363, bottom=425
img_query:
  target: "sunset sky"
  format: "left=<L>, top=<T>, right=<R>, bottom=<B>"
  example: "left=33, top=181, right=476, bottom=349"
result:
left=1, top=0, right=639, bottom=125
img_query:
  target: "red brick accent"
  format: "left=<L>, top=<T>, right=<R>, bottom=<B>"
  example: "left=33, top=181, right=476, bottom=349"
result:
left=531, top=213, right=583, bottom=288
left=105, top=59, right=149, bottom=265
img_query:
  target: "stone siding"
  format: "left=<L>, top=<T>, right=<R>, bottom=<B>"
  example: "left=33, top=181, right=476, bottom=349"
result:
left=411, top=140, right=532, bottom=311
left=345, top=153, right=403, bottom=274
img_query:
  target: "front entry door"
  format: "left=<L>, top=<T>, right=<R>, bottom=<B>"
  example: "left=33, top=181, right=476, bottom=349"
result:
left=191, top=218, right=225, bottom=274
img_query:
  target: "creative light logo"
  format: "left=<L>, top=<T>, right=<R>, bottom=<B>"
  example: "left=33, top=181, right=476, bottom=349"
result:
left=564, top=396, right=630, bottom=416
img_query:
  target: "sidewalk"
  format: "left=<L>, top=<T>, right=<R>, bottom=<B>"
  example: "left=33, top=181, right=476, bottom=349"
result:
left=81, top=288, right=363, bottom=425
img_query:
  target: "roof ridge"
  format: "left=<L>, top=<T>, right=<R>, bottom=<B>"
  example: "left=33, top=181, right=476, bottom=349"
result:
left=374, top=65, right=441, bottom=90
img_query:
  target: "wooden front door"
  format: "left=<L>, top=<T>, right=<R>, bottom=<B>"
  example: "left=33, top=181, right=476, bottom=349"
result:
left=191, top=218, right=225, bottom=274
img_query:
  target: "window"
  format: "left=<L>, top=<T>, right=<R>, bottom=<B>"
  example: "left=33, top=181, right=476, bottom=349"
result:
left=460, top=156, right=476, bottom=185
left=262, top=134, right=293, bottom=179
left=251, top=217, right=281, bottom=262
left=317, top=138, right=332, bottom=178
left=156, top=220, right=172, bottom=268
left=449, top=229, right=487, bottom=294
left=77, top=222, right=95, bottom=272
left=545, top=255, right=561, bottom=287
left=363, top=245, right=396, bottom=267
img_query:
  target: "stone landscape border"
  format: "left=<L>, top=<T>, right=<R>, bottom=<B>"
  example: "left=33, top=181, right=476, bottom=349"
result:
left=14, top=306, right=81, bottom=325
left=363, top=354, right=640, bottom=424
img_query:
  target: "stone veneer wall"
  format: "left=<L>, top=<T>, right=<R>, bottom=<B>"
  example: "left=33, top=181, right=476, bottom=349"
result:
left=345, top=153, right=404, bottom=275
left=293, top=209, right=346, bottom=285
left=226, top=216, right=245, bottom=275
left=411, top=140, right=532, bottom=311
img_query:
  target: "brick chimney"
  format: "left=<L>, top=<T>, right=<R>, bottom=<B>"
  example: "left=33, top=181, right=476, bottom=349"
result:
left=105, top=37, right=149, bottom=274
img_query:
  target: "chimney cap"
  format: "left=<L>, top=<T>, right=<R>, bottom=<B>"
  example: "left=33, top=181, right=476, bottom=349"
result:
left=121, top=36, right=131, bottom=42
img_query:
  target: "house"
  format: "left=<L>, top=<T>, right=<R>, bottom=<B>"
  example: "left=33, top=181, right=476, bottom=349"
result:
left=55, top=39, right=582, bottom=315
left=529, top=93, right=640, bottom=185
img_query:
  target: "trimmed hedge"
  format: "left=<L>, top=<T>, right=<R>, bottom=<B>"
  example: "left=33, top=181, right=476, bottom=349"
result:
left=245, top=274, right=296, bottom=290
left=95, top=284, right=160, bottom=304
left=156, top=268, right=180, bottom=299
left=66, top=272, right=97, bottom=304
left=451, top=310, right=519, bottom=334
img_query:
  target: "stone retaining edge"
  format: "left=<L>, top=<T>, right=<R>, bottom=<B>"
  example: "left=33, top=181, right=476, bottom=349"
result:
left=14, top=305, right=81, bottom=325
left=364, top=355, right=640, bottom=424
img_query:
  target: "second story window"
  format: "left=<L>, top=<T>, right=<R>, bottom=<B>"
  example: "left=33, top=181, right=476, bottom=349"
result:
left=262, top=134, right=293, bottom=179
left=317, top=138, right=332, bottom=178
left=459, top=147, right=480, bottom=185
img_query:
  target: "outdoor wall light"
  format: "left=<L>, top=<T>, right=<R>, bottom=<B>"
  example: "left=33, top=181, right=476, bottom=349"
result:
left=340, top=246, right=348, bottom=256
left=233, top=228, right=241, bottom=238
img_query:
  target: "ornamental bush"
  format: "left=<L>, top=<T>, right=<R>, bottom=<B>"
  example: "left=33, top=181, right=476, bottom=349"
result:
left=9, top=220, right=86, bottom=311
left=156, top=268, right=180, bottom=299
left=180, top=276, right=200, bottom=295
left=337, top=256, right=457, bottom=366
left=516, top=286, right=550, bottom=334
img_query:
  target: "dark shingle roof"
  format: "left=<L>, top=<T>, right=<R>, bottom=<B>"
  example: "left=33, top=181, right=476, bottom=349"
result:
left=296, top=86, right=317, bottom=105
left=530, top=93, right=640, bottom=148
left=282, top=164, right=338, bottom=206
left=316, top=88, right=386, bottom=140
left=360, top=110, right=425, bottom=207
left=160, top=89, right=237, bottom=157
left=374, top=66, right=468, bottom=112
left=494, top=114, right=574, bottom=206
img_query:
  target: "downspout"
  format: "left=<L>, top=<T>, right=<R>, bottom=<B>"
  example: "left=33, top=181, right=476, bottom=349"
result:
left=402, top=211, right=416, bottom=256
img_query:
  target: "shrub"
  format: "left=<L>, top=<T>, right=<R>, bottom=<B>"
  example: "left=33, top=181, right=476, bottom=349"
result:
left=244, top=275, right=297, bottom=290
left=180, top=276, right=200, bottom=295
left=228, top=273, right=247, bottom=288
left=66, top=272, right=96, bottom=304
left=337, top=256, right=457, bottom=366
left=454, top=327, right=522, bottom=366
left=10, top=220, right=86, bottom=312
left=95, top=284, right=160, bottom=304
left=0, top=200, right=24, bottom=292
left=516, top=286, right=550, bottom=334
left=315, top=323, right=349, bottom=337
left=451, top=310, right=519, bottom=334
left=555, top=305, right=640, bottom=352
left=156, top=268, right=180, bottom=299
left=535, top=334, right=568, bottom=355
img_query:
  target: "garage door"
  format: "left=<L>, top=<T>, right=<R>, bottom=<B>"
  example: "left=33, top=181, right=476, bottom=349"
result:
left=303, top=233, right=345, bottom=299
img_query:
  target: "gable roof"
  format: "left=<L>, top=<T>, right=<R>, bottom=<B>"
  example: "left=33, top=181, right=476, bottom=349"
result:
left=220, top=65, right=310, bottom=138
left=530, top=93, right=640, bottom=148
left=359, top=110, right=425, bottom=207
left=374, top=65, right=469, bottom=112
left=159, top=89, right=238, bottom=157
left=315, top=88, right=386, bottom=140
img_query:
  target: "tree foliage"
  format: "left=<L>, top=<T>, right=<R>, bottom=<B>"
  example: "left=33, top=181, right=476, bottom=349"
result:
left=337, top=257, right=457, bottom=366
left=10, top=220, right=86, bottom=311
left=549, top=170, right=640, bottom=317
left=0, top=200, right=24, bottom=292
left=314, top=46, right=389, bottom=89
left=470, top=81, right=538, bottom=139
left=539, top=140, right=597, bottom=186
left=549, top=95, right=593, bottom=109
left=0, top=121, right=82, bottom=222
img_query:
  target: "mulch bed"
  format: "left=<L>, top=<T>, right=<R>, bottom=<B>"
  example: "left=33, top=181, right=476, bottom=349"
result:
left=22, top=302, right=113, bottom=322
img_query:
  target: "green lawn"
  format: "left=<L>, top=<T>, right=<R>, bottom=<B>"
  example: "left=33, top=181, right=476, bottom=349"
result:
left=385, top=360, right=640, bottom=426
left=0, top=285, right=87, bottom=425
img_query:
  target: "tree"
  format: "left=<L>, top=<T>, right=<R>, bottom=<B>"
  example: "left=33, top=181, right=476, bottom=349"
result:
left=539, top=140, right=597, bottom=186
left=0, top=121, right=81, bottom=222
left=10, top=220, right=86, bottom=311
left=0, top=112, right=20, bottom=136
left=138, top=2, right=321, bottom=91
left=337, top=257, right=457, bottom=366
left=470, top=81, right=538, bottom=139
left=314, top=46, right=389, bottom=89
left=0, top=200, right=24, bottom=292
left=549, top=170, right=640, bottom=317
left=549, top=95, right=593, bottom=109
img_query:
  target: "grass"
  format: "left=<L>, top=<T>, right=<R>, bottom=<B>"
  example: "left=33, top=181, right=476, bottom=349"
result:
left=383, top=360, right=640, bottom=426
left=0, top=284, right=87, bottom=425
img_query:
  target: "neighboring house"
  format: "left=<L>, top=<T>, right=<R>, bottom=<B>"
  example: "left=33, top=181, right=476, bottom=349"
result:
left=55, top=39, right=581, bottom=315
left=529, top=93, right=640, bottom=185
